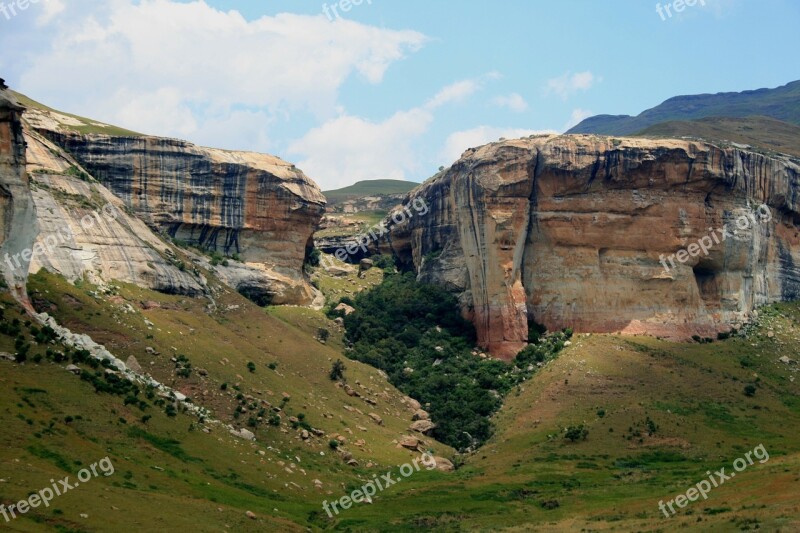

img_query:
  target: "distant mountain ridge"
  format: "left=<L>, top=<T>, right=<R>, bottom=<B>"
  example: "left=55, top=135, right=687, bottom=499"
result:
left=567, top=80, right=800, bottom=135
left=635, top=115, right=800, bottom=158
left=323, top=179, right=418, bottom=206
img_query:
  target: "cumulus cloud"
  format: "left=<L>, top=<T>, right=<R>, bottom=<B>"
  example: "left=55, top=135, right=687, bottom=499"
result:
left=288, top=109, right=432, bottom=190
left=289, top=75, right=493, bottom=189
left=14, top=0, right=427, bottom=149
left=440, top=126, right=557, bottom=164
left=544, top=71, right=598, bottom=100
left=491, top=93, right=529, bottom=113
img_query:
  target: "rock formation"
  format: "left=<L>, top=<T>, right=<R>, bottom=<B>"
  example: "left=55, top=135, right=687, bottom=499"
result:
left=26, top=106, right=325, bottom=305
left=383, top=134, right=800, bottom=359
left=23, top=128, right=205, bottom=296
left=0, top=81, right=37, bottom=304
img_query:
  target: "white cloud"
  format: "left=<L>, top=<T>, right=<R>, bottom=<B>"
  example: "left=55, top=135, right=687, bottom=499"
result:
left=16, top=0, right=427, bottom=148
left=425, top=80, right=481, bottom=109
left=440, top=126, right=557, bottom=164
left=289, top=74, right=495, bottom=189
left=491, top=93, right=529, bottom=113
left=288, top=109, right=432, bottom=190
left=564, top=108, right=594, bottom=131
left=36, top=0, right=66, bottom=26
left=544, top=71, right=598, bottom=100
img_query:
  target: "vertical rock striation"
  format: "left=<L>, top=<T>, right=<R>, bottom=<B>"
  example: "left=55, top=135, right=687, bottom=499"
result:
left=0, top=81, right=37, bottom=304
left=35, top=128, right=325, bottom=305
left=386, top=135, right=800, bottom=359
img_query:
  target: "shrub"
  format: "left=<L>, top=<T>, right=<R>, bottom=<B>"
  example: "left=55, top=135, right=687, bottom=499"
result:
left=329, top=359, right=346, bottom=381
left=247, top=361, right=256, bottom=373
left=328, top=439, right=339, bottom=450
left=564, top=425, right=589, bottom=442
left=744, top=384, right=757, bottom=397
left=371, top=254, right=396, bottom=271
left=306, top=248, right=321, bottom=267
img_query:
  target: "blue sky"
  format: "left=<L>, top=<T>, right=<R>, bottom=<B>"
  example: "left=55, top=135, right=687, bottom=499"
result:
left=1, top=0, right=798, bottom=189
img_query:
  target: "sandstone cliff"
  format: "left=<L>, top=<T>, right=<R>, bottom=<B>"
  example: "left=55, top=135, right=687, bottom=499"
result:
left=0, top=82, right=37, bottom=304
left=383, top=135, right=800, bottom=359
left=23, top=127, right=205, bottom=296
left=26, top=106, right=325, bottom=305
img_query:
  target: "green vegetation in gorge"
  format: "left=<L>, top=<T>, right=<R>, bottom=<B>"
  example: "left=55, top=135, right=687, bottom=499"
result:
left=331, top=271, right=570, bottom=451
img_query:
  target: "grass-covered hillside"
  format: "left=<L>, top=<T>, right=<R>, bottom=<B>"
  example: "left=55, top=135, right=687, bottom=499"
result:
left=635, top=115, right=800, bottom=158
left=0, top=267, right=454, bottom=531
left=323, top=180, right=418, bottom=207
left=567, top=80, right=800, bottom=135
left=331, top=303, right=800, bottom=531
left=2, top=260, right=799, bottom=531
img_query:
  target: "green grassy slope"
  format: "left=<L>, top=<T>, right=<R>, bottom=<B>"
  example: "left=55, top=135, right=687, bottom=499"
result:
left=567, top=80, right=800, bottom=135
left=3, top=270, right=799, bottom=531
left=635, top=115, right=800, bottom=158
left=0, top=268, right=453, bottom=531
left=323, top=180, right=418, bottom=206
left=335, top=304, right=800, bottom=531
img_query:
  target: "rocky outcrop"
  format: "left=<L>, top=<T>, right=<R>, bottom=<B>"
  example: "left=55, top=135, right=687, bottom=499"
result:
left=23, top=129, right=204, bottom=295
left=32, top=115, right=325, bottom=305
left=337, top=194, right=404, bottom=214
left=0, top=81, right=37, bottom=304
left=384, top=134, right=800, bottom=359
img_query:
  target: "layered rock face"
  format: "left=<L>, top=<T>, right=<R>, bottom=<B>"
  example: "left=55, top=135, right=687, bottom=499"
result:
left=384, top=135, right=800, bottom=359
left=35, top=127, right=325, bottom=305
left=0, top=83, right=37, bottom=302
left=23, top=128, right=205, bottom=296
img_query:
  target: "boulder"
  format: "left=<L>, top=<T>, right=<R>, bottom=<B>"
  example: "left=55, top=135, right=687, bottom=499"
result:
left=335, top=303, right=356, bottom=316
left=432, top=456, right=455, bottom=472
left=399, top=436, right=421, bottom=450
left=230, top=428, right=256, bottom=441
left=327, top=265, right=355, bottom=278
left=409, top=420, right=436, bottom=435
left=412, top=409, right=430, bottom=421
left=125, top=355, right=143, bottom=374
left=368, top=413, right=383, bottom=425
